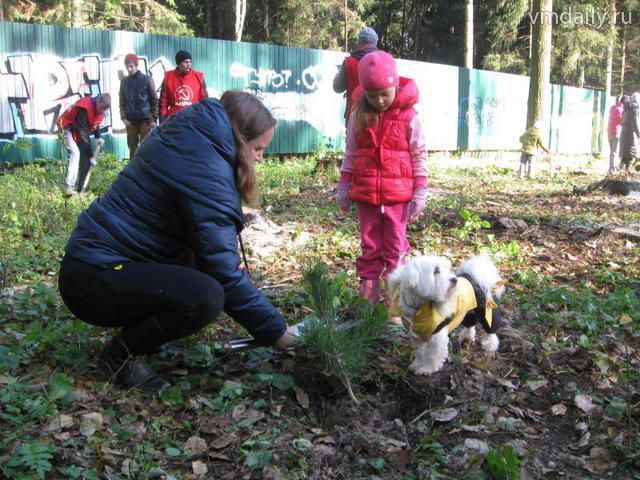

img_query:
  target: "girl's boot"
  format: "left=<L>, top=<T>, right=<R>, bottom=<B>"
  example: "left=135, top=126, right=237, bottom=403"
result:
left=359, top=279, right=380, bottom=305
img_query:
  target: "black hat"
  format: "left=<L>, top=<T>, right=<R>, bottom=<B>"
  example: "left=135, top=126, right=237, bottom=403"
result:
left=175, top=50, right=192, bottom=65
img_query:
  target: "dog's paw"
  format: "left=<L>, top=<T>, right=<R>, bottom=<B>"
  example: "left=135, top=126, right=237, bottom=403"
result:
left=410, top=359, right=444, bottom=375
left=481, top=333, right=499, bottom=353
left=410, top=363, right=442, bottom=375
left=459, top=326, right=476, bottom=344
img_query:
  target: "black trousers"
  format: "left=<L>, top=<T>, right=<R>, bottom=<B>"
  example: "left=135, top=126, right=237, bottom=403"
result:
left=58, top=254, right=225, bottom=355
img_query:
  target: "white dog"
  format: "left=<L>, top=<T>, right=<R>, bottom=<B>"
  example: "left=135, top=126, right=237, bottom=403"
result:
left=387, top=254, right=505, bottom=375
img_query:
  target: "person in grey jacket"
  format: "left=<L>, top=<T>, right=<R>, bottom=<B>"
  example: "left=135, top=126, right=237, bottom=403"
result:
left=58, top=91, right=296, bottom=393
left=119, top=53, right=158, bottom=159
left=619, top=93, right=640, bottom=170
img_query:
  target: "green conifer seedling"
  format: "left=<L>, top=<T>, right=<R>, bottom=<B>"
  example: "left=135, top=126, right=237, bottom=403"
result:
left=298, top=262, right=388, bottom=403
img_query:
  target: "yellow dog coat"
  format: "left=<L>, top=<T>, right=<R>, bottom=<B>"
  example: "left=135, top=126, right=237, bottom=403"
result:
left=390, top=277, right=496, bottom=342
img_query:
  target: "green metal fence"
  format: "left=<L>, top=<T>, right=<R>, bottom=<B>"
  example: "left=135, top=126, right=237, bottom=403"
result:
left=0, top=20, right=609, bottom=163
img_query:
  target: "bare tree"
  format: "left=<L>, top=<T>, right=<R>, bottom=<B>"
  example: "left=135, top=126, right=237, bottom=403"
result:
left=620, top=23, right=627, bottom=95
left=71, top=0, right=82, bottom=27
left=464, top=0, right=473, bottom=68
left=235, top=0, right=247, bottom=41
left=603, top=0, right=616, bottom=154
left=526, top=0, right=552, bottom=129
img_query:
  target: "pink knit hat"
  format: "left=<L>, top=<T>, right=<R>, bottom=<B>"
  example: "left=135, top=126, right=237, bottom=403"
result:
left=358, top=51, right=399, bottom=91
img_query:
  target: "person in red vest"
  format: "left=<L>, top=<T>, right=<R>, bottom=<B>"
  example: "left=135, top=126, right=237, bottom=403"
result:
left=333, top=27, right=379, bottom=124
left=336, top=51, right=427, bottom=324
left=607, top=96, right=624, bottom=172
left=158, top=50, right=208, bottom=122
left=59, top=93, right=110, bottom=196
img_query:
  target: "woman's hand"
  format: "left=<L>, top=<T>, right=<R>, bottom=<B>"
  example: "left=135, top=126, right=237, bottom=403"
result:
left=272, top=327, right=297, bottom=351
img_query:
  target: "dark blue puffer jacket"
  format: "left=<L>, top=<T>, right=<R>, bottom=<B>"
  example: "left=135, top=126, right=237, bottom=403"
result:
left=65, top=98, right=286, bottom=345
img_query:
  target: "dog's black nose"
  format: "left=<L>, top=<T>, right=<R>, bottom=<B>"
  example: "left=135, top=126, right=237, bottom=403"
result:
left=451, top=277, right=458, bottom=285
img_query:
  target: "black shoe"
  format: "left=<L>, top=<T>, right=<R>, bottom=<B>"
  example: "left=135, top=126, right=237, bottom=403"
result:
left=98, top=338, right=171, bottom=394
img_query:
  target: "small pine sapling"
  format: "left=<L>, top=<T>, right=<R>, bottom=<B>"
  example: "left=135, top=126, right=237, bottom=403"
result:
left=297, top=262, right=387, bottom=404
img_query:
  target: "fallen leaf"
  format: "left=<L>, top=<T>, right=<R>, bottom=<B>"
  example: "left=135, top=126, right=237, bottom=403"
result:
left=578, top=431, right=591, bottom=447
left=464, top=438, right=489, bottom=453
left=575, top=394, right=595, bottom=414
left=430, top=408, right=458, bottom=423
left=185, top=436, right=208, bottom=455
left=262, top=465, right=286, bottom=480
left=526, top=379, right=549, bottom=392
left=207, top=451, right=231, bottom=461
left=79, top=412, right=103, bottom=436
left=619, top=314, right=632, bottom=325
left=192, top=460, right=207, bottom=476
left=46, top=414, right=74, bottom=431
left=231, top=405, right=246, bottom=421
left=148, top=468, right=169, bottom=479
left=293, top=385, right=309, bottom=409
left=210, top=435, right=234, bottom=449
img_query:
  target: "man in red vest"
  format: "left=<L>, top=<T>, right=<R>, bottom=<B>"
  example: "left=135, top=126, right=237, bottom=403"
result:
left=333, top=27, right=379, bottom=124
left=59, top=93, right=110, bottom=196
left=159, top=50, right=208, bottom=122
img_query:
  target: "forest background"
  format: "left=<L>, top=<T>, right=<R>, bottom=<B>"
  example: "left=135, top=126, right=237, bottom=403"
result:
left=3, top=0, right=640, bottom=98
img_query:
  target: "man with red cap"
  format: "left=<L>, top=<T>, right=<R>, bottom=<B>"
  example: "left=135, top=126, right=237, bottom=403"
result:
left=159, top=50, right=208, bottom=122
left=119, top=53, right=158, bottom=159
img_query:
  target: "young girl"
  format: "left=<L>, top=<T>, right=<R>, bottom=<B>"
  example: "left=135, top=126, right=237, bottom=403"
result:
left=337, top=51, right=428, bottom=315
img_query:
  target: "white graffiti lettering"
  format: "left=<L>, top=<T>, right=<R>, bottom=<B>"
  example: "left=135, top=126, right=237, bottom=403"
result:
left=229, top=62, right=292, bottom=90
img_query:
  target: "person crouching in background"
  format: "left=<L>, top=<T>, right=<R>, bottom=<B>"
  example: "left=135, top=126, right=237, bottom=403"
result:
left=58, top=93, right=110, bottom=196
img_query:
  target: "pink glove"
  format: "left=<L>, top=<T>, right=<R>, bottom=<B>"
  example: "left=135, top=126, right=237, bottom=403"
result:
left=337, top=182, right=352, bottom=212
left=407, top=185, right=427, bottom=221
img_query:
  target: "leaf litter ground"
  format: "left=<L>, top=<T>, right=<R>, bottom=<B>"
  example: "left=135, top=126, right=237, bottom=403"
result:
left=3, top=160, right=639, bottom=479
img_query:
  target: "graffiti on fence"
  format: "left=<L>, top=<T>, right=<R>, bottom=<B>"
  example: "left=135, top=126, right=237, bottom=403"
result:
left=1, top=52, right=342, bottom=142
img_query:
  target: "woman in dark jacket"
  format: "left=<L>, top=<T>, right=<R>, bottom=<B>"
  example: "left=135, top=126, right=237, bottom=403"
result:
left=58, top=91, right=295, bottom=393
left=619, top=93, right=640, bottom=170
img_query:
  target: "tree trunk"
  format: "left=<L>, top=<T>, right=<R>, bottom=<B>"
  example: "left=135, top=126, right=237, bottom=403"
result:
left=620, top=24, right=627, bottom=96
left=344, top=0, right=348, bottom=52
left=605, top=0, right=615, bottom=101
left=0, top=0, right=4, bottom=22
left=235, top=0, right=247, bottom=41
left=526, top=0, right=552, bottom=129
left=464, top=0, right=473, bottom=68
left=206, top=1, right=214, bottom=37
left=142, top=0, right=148, bottom=33
left=263, top=0, right=270, bottom=39
left=602, top=0, right=616, bottom=155
left=72, top=0, right=82, bottom=27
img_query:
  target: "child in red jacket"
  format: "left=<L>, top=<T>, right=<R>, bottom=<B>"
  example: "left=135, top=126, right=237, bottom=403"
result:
left=336, top=51, right=428, bottom=320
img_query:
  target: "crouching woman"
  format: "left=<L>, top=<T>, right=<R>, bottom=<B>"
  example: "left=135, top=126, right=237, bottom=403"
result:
left=58, top=91, right=296, bottom=393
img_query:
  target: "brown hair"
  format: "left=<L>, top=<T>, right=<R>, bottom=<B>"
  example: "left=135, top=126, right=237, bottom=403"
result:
left=220, top=90, right=276, bottom=206
left=352, top=94, right=380, bottom=132
left=352, top=86, right=401, bottom=132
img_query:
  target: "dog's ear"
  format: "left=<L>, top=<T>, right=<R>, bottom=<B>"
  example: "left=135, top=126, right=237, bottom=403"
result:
left=404, top=262, right=421, bottom=290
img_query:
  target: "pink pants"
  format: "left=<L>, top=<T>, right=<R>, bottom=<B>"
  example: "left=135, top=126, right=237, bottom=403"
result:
left=356, top=201, right=411, bottom=280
